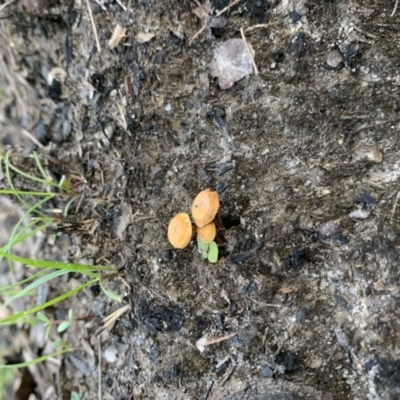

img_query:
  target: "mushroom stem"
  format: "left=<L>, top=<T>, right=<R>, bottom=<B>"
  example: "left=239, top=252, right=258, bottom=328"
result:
left=196, top=331, right=237, bottom=352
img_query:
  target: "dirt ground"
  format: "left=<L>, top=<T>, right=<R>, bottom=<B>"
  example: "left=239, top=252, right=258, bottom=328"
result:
left=1, top=0, right=400, bottom=399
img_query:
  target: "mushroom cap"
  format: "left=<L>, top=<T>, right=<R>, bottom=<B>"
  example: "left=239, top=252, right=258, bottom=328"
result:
left=168, top=213, right=192, bottom=249
left=191, top=189, right=220, bottom=228
left=197, top=221, right=216, bottom=244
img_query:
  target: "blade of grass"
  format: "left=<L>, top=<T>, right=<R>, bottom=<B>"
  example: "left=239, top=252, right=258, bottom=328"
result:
left=63, top=196, right=78, bottom=217
left=4, top=152, right=60, bottom=189
left=32, top=152, right=51, bottom=182
left=0, top=253, right=115, bottom=273
left=4, top=151, right=31, bottom=212
left=0, top=190, right=69, bottom=196
left=4, top=269, right=72, bottom=307
left=7, top=195, right=54, bottom=254
left=0, top=277, right=99, bottom=325
left=0, top=269, right=49, bottom=294
left=0, top=219, right=55, bottom=264
left=0, top=348, right=72, bottom=369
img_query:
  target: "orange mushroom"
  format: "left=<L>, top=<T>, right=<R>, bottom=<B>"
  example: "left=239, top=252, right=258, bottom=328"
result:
left=197, top=221, right=216, bottom=244
left=191, top=189, right=220, bottom=228
left=168, top=213, right=192, bottom=249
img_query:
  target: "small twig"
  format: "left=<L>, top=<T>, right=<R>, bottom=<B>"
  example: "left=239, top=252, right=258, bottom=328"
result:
left=240, top=27, right=259, bottom=75
left=0, top=0, right=16, bottom=13
left=21, top=129, right=44, bottom=148
left=75, top=194, right=85, bottom=214
left=391, top=190, right=400, bottom=219
left=392, top=0, right=399, bottom=16
left=220, top=366, right=235, bottom=386
left=115, top=0, right=127, bottom=11
left=117, top=102, right=128, bottom=132
left=245, top=23, right=271, bottom=33
left=85, top=0, right=102, bottom=54
left=245, top=296, right=281, bottom=308
left=203, top=380, right=214, bottom=400
left=98, top=337, right=102, bottom=400
left=189, top=0, right=242, bottom=45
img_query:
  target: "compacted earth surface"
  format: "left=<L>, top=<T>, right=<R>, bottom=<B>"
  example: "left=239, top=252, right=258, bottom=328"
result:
left=1, top=0, right=400, bottom=399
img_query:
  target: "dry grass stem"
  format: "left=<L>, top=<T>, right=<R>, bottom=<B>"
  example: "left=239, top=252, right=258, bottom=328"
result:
left=95, top=304, right=130, bottom=336
left=98, top=337, right=102, bottom=400
left=0, top=0, right=16, bottom=13
left=85, top=0, right=102, bottom=54
left=21, top=129, right=44, bottom=148
left=115, top=0, right=127, bottom=12
left=240, top=27, right=259, bottom=75
left=117, top=102, right=128, bottom=131
left=392, top=0, right=399, bottom=16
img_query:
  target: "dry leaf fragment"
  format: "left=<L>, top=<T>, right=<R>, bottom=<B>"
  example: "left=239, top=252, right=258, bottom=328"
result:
left=209, top=39, right=254, bottom=89
left=136, top=32, right=155, bottom=43
left=280, top=287, right=295, bottom=294
left=109, top=24, right=127, bottom=48
left=193, top=3, right=212, bottom=20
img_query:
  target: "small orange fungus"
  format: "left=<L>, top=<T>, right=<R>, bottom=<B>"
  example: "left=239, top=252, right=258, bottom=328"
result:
left=197, top=221, right=216, bottom=244
left=191, top=189, right=220, bottom=228
left=168, top=213, right=192, bottom=249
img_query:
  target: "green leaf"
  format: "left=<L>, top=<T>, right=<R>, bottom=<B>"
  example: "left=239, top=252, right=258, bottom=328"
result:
left=57, top=321, right=71, bottom=333
left=99, top=280, right=121, bottom=303
left=197, top=236, right=209, bottom=259
left=68, top=309, right=73, bottom=321
left=52, top=339, right=63, bottom=349
left=197, top=236, right=208, bottom=251
left=45, top=326, right=51, bottom=339
left=37, top=312, right=50, bottom=324
left=71, top=392, right=80, bottom=400
left=207, top=241, right=218, bottom=263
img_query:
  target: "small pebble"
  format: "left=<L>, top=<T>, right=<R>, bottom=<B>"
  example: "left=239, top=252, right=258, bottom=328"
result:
left=352, top=145, right=383, bottom=163
left=261, top=365, right=273, bottom=378
left=349, top=209, right=371, bottom=219
left=326, top=49, right=344, bottom=69
left=334, top=326, right=350, bottom=348
left=295, top=308, right=307, bottom=325
left=288, top=10, right=301, bottom=23
left=318, top=221, right=338, bottom=238
left=104, top=346, right=118, bottom=363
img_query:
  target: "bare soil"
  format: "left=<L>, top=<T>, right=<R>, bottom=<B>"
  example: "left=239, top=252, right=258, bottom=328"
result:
left=1, top=1, right=400, bottom=399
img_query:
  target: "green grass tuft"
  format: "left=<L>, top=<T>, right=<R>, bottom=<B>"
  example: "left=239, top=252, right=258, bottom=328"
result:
left=0, top=150, right=121, bottom=378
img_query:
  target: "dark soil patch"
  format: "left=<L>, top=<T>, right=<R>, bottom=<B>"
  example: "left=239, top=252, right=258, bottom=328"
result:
left=1, top=1, right=400, bottom=399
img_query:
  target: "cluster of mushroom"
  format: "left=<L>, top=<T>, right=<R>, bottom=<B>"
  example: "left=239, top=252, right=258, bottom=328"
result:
left=167, top=189, right=220, bottom=262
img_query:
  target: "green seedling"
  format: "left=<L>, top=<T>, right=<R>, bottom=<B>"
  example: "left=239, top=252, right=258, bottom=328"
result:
left=37, top=308, right=73, bottom=341
left=197, top=236, right=219, bottom=263
left=71, top=392, right=89, bottom=400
